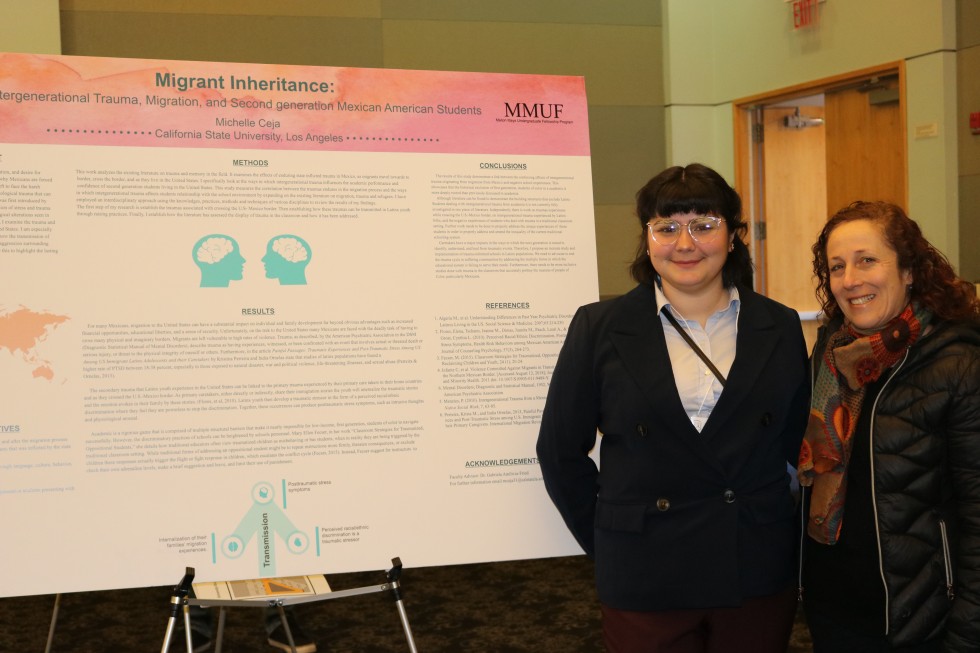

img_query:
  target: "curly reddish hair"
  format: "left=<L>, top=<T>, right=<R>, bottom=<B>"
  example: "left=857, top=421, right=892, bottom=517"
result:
left=812, top=201, right=979, bottom=324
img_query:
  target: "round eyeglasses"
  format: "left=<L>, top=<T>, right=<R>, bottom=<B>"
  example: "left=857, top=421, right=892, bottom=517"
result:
left=646, top=216, right=726, bottom=246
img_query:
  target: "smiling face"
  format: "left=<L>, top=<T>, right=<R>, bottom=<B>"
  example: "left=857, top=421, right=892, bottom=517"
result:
left=647, top=211, right=733, bottom=301
left=825, top=219, right=913, bottom=332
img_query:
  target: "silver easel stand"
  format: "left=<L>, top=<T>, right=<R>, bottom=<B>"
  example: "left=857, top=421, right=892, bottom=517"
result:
left=160, top=557, right=418, bottom=653
left=160, top=567, right=196, bottom=653
left=44, top=593, right=61, bottom=653
left=46, top=570, right=197, bottom=653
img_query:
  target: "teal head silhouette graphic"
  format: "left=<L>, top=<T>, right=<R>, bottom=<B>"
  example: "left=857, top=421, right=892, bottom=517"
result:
left=193, top=234, right=245, bottom=287
left=262, top=235, right=311, bottom=286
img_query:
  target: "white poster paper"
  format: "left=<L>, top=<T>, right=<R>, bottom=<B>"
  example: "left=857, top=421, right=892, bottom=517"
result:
left=0, top=52, right=597, bottom=596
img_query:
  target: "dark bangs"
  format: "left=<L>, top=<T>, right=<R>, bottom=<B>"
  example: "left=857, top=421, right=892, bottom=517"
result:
left=635, top=164, right=739, bottom=224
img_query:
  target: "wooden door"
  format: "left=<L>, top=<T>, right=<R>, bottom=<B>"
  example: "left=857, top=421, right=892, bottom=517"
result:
left=824, top=77, right=905, bottom=214
left=761, top=105, right=827, bottom=314
left=734, top=63, right=906, bottom=351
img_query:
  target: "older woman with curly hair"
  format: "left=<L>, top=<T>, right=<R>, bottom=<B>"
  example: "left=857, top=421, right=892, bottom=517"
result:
left=799, top=201, right=980, bottom=652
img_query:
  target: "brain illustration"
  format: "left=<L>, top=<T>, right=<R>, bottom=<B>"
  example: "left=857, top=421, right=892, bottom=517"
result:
left=271, top=237, right=309, bottom=263
left=196, top=237, right=235, bottom=264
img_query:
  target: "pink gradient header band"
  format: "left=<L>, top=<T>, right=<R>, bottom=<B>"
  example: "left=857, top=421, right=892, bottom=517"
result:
left=0, top=53, right=590, bottom=156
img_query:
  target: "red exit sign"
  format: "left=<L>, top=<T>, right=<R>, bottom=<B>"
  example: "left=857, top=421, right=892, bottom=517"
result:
left=788, top=0, right=823, bottom=29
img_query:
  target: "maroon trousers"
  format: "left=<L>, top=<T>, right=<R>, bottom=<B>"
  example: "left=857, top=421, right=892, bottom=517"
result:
left=600, top=586, right=798, bottom=653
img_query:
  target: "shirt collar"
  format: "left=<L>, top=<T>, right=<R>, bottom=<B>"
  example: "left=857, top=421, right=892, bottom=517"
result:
left=655, top=282, right=741, bottom=318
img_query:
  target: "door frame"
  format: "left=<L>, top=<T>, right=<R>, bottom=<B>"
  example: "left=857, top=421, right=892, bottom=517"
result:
left=732, top=60, right=907, bottom=298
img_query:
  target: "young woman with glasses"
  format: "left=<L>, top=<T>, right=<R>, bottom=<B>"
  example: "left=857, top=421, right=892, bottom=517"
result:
left=537, top=163, right=810, bottom=653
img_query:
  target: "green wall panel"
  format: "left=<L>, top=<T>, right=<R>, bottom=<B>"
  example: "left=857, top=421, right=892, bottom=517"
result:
left=589, top=105, right=666, bottom=206
left=958, top=0, right=980, bottom=49
left=61, top=0, right=381, bottom=18
left=0, top=0, right=60, bottom=54
left=594, top=203, right=641, bottom=297
left=382, top=21, right=662, bottom=107
left=959, top=174, right=980, bottom=282
left=958, top=1, right=980, bottom=280
left=380, top=0, right=661, bottom=26
left=61, top=12, right=384, bottom=67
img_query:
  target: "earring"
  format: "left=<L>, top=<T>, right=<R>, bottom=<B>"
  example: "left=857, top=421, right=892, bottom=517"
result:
left=728, top=243, right=734, bottom=253
left=646, top=249, right=650, bottom=256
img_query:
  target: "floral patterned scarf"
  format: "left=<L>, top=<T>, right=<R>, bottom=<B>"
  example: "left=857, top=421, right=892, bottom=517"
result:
left=798, top=303, right=930, bottom=545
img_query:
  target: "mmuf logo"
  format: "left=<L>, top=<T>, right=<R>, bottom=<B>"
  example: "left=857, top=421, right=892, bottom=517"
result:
left=503, top=102, right=564, bottom=120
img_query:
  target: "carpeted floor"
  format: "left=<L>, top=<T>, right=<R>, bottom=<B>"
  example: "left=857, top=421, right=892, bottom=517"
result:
left=1, top=555, right=813, bottom=652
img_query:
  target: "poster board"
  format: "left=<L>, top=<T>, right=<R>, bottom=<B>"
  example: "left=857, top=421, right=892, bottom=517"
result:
left=0, top=52, right=598, bottom=597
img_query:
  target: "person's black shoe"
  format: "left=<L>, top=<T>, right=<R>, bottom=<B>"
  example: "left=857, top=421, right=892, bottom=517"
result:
left=267, top=614, right=317, bottom=653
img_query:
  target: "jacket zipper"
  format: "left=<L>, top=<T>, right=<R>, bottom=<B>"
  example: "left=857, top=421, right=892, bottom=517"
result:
left=939, top=518, right=955, bottom=600
left=868, top=347, right=910, bottom=636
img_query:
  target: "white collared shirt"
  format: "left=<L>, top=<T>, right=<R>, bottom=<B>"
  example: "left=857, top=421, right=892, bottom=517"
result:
left=655, top=284, right=741, bottom=432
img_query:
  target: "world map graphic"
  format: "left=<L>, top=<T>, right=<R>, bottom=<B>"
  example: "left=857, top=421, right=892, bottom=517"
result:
left=0, top=306, right=70, bottom=381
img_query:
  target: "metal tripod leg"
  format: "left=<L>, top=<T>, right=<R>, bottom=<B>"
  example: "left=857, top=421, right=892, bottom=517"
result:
left=276, top=602, right=299, bottom=653
left=214, top=606, right=227, bottom=653
left=44, top=593, right=61, bottom=653
left=386, top=558, right=418, bottom=653
left=182, top=604, right=195, bottom=652
left=160, top=567, right=196, bottom=653
left=393, top=594, right=418, bottom=653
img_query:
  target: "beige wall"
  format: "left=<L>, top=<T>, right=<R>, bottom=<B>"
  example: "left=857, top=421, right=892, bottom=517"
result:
left=0, top=0, right=60, bottom=53
left=664, top=0, right=968, bottom=277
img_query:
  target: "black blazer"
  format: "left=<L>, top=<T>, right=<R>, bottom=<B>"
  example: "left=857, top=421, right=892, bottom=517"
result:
left=537, top=283, right=810, bottom=611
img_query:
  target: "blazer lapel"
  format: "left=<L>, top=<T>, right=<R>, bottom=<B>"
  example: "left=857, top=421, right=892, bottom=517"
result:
left=699, top=289, right=779, bottom=442
left=607, top=286, right=725, bottom=471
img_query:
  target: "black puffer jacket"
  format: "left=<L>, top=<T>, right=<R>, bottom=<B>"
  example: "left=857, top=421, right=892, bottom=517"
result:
left=804, top=317, right=980, bottom=651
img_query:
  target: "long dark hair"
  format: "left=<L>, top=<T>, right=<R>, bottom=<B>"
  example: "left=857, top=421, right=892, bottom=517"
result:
left=812, top=201, right=980, bottom=323
left=628, top=163, right=753, bottom=288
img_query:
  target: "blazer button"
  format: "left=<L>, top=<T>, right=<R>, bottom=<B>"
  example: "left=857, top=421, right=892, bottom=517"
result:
left=656, top=498, right=670, bottom=512
left=636, top=424, right=648, bottom=437
left=760, top=413, right=772, bottom=426
left=723, top=489, right=736, bottom=504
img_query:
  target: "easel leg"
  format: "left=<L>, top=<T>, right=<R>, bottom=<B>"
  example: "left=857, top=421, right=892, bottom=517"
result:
left=160, top=567, right=196, bottom=653
left=44, top=593, right=61, bottom=653
left=393, top=597, right=419, bottom=653
left=386, top=558, right=418, bottom=653
left=183, top=604, right=195, bottom=652
left=158, top=601, right=185, bottom=653
left=276, top=603, right=298, bottom=653
left=215, top=606, right=226, bottom=653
